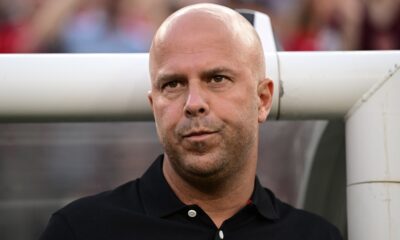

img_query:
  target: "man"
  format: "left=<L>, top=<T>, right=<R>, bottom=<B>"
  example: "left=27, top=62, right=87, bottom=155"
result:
left=40, top=3, right=343, bottom=240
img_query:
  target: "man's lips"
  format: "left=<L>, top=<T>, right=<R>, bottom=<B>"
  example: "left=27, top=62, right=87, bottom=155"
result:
left=182, top=130, right=218, bottom=139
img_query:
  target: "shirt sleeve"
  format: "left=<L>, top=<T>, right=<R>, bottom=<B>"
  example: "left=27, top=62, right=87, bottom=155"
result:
left=38, top=213, right=76, bottom=240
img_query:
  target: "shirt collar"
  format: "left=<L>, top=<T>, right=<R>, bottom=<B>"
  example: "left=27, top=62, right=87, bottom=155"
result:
left=139, top=154, right=280, bottom=220
left=250, top=177, right=280, bottom=220
left=139, top=155, right=187, bottom=217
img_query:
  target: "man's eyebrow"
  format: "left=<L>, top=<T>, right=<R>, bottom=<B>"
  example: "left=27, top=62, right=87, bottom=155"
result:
left=155, top=73, right=186, bottom=86
left=154, top=67, right=235, bottom=87
left=200, top=67, right=236, bottom=79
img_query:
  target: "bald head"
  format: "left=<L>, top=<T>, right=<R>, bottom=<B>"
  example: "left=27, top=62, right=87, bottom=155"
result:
left=149, top=3, right=266, bottom=82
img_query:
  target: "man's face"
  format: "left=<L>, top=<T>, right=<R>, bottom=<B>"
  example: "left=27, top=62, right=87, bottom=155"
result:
left=149, top=16, right=271, bottom=182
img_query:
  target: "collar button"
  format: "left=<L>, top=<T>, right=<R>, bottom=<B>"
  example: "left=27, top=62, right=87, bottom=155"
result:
left=188, top=209, right=197, bottom=218
left=218, top=230, right=224, bottom=239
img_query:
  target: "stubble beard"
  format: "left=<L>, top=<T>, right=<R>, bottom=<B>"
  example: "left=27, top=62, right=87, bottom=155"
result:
left=162, top=121, right=257, bottom=192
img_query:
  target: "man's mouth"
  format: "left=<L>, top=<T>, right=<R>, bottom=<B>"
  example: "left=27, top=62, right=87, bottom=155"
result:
left=182, top=130, right=218, bottom=140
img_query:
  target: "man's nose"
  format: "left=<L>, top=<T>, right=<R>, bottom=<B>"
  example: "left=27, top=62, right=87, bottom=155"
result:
left=184, top=84, right=209, bottom=118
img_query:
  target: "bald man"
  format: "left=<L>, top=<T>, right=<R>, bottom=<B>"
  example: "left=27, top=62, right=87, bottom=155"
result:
left=40, top=4, right=343, bottom=240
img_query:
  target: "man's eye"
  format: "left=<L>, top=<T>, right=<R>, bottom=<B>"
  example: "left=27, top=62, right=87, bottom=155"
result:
left=162, top=80, right=181, bottom=89
left=211, top=75, right=227, bottom=83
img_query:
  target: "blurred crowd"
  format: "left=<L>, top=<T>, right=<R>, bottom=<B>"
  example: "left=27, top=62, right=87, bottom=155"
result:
left=0, top=0, right=399, bottom=53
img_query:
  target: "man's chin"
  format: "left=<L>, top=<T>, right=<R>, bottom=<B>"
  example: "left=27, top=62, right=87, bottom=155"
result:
left=177, top=153, right=227, bottom=178
left=181, top=141, right=213, bottom=154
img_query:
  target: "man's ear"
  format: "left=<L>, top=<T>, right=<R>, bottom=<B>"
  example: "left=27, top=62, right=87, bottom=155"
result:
left=257, top=78, right=274, bottom=123
left=147, top=90, right=154, bottom=107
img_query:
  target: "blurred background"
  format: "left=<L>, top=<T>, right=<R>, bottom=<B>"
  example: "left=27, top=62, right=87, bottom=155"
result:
left=1, top=0, right=399, bottom=53
left=0, top=0, right=399, bottom=239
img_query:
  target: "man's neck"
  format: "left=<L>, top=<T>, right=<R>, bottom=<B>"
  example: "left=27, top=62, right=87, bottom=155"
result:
left=163, top=158, right=256, bottom=228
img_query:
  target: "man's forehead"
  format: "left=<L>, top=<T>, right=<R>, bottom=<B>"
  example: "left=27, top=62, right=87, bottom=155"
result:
left=155, top=48, right=241, bottom=74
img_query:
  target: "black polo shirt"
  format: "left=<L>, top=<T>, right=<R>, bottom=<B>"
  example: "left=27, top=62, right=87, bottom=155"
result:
left=39, top=155, right=343, bottom=240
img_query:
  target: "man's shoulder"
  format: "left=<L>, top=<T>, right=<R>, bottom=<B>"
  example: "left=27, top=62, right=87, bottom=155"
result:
left=57, top=178, right=144, bottom=218
left=272, top=192, right=343, bottom=239
left=39, top=178, right=155, bottom=240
